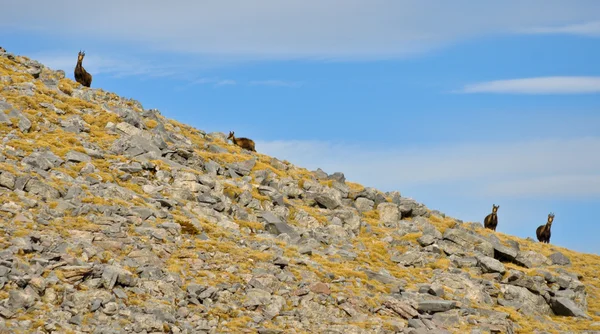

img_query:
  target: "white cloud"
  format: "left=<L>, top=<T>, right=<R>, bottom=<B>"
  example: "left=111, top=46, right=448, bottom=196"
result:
left=458, top=77, right=600, bottom=94
left=249, top=80, right=303, bottom=87
left=256, top=136, right=600, bottom=199
left=30, top=51, right=182, bottom=79
left=485, top=175, right=600, bottom=197
left=2, top=1, right=600, bottom=60
left=525, top=20, right=600, bottom=37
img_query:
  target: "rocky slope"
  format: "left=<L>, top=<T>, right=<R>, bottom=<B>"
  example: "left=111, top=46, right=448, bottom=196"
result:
left=1, top=47, right=600, bottom=334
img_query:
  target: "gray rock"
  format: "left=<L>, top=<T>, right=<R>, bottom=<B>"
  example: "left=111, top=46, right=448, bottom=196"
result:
left=65, top=150, right=91, bottom=163
left=477, top=256, right=506, bottom=274
left=378, top=202, right=401, bottom=227
left=383, top=299, right=419, bottom=319
left=0, top=99, right=16, bottom=122
left=24, top=178, right=61, bottom=199
left=102, top=266, right=137, bottom=289
left=549, top=252, right=571, bottom=266
left=258, top=211, right=300, bottom=242
left=408, top=318, right=425, bottom=329
left=549, top=297, right=591, bottom=319
left=432, top=310, right=460, bottom=328
left=327, top=171, right=346, bottom=183
left=443, top=228, right=494, bottom=257
left=0, top=266, right=10, bottom=277
left=132, top=206, right=155, bottom=220
left=391, top=251, right=431, bottom=267
left=115, top=121, right=145, bottom=136
left=243, top=288, right=272, bottom=307
left=118, top=161, right=143, bottom=173
left=22, top=151, right=64, bottom=171
left=315, top=192, right=341, bottom=210
left=416, top=300, right=456, bottom=313
left=8, top=287, right=37, bottom=310
left=208, top=144, right=228, bottom=153
left=361, top=269, right=403, bottom=286
left=492, top=242, right=518, bottom=261
left=228, top=159, right=256, bottom=176
left=428, top=284, right=445, bottom=298
left=499, top=284, right=552, bottom=316
left=1, top=102, right=32, bottom=132
left=102, top=301, right=119, bottom=315
left=503, top=269, right=524, bottom=283
left=60, top=115, right=90, bottom=133
left=68, top=313, right=83, bottom=326
left=258, top=328, right=283, bottom=334
left=298, top=238, right=320, bottom=255
left=417, top=234, right=436, bottom=247
left=39, top=102, right=65, bottom=115
left=0, top=171, right=16, bottom=190
left=354, top=197, right=375, bottom=212
left=396, top=197, right=429, bottom=218
left=514, top=251, right=551, bottom=268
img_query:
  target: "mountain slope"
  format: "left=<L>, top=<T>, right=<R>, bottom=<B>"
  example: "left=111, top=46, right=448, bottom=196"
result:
left=0, top=48, right=599, bottom=334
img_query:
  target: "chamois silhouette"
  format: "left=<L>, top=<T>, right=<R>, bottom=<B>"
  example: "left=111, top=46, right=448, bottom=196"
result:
left=227, top=131, right=256, bottom=152
left=484, top=204, right=499, bottom=231
left=74, top=50, right=92, bottom=87
left=536, top=213, right=555, bottom=243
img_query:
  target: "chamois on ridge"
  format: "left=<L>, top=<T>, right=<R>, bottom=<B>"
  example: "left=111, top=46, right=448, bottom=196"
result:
left=74, top=50, right=92, bottom=87
left=484, top=204, right=499, bottom=231
left=536, top=212, right=555, bottom=243
left=227, top=131, right=256, bottom=152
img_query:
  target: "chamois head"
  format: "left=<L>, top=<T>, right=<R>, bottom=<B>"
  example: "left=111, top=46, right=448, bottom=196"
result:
left=547, top=212, right=555, bottom=225
left=492, top=204, right=499, bottom=214
left=77, top=50, right=86, bottom=63
left=227, top=131, right=235, bottom=140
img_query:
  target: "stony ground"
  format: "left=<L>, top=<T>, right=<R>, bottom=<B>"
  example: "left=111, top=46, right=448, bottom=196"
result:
left=1, top=47, right=600, bottom=334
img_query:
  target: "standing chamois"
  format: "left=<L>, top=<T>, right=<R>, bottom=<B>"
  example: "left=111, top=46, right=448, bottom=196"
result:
left=536, top=212, right=555, bottom=243
left=484, top=204, right=500, bottom=231
left=227, top=131, right=256, bottom=152
left=74, top=50, right=92, bottom=87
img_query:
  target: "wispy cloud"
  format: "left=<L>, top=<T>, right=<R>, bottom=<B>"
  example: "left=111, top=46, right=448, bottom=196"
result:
left=191, top=78, right=299, bottom=88
left=192, top=78, right=237, bottom=86
left=215, top=79, right=236, bottom=86
left=457, top=77, right=600, bottom=95
left=249, top=80, right=303, bottom=87
left=524, top=20, right=600, bottom=37
left=256, top=136, right=600, bottom=199
left=485, top=175, right=600, bottom=197
left=30, top=51, right=183, bottom=79
left=2, top=1, right=600, bottom=60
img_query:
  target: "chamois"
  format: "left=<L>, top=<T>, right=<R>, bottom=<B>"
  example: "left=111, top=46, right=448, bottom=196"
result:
left=536, top=212, right=555, bottom=243
left=484, top=204, right=499, bottom=231
left=227, top=131, right=256, bottom=152
left=74, top=50, right=92, bottom=87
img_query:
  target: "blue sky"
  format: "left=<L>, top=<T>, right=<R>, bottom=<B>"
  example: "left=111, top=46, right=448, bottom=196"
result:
left=1, top=1, right=600, bottom=254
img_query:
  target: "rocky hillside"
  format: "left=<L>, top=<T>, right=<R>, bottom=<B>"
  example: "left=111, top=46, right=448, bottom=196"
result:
left=1, top=47, right=600, bottom=334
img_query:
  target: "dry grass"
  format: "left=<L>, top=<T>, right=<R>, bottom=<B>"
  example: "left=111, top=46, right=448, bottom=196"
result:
left=347, top=181, right=365, bottom=192
left=428, top=214, right=458, bottom=233
left=144, top=119, right=158, bottom=129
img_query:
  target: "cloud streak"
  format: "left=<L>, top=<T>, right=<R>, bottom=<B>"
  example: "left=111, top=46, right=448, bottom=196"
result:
left=249, top=80, right=303, bottom=87
left=30, top=52, right=184, bottom=79
left=458, top=77, right=600, bottom=94
left=525, top=20, right=600, bottom=37
left=30, top=52, right=298, bottom=87
left=2, top=1, right=600, bottom=60
left=256, top=136, right=600, bottom=199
